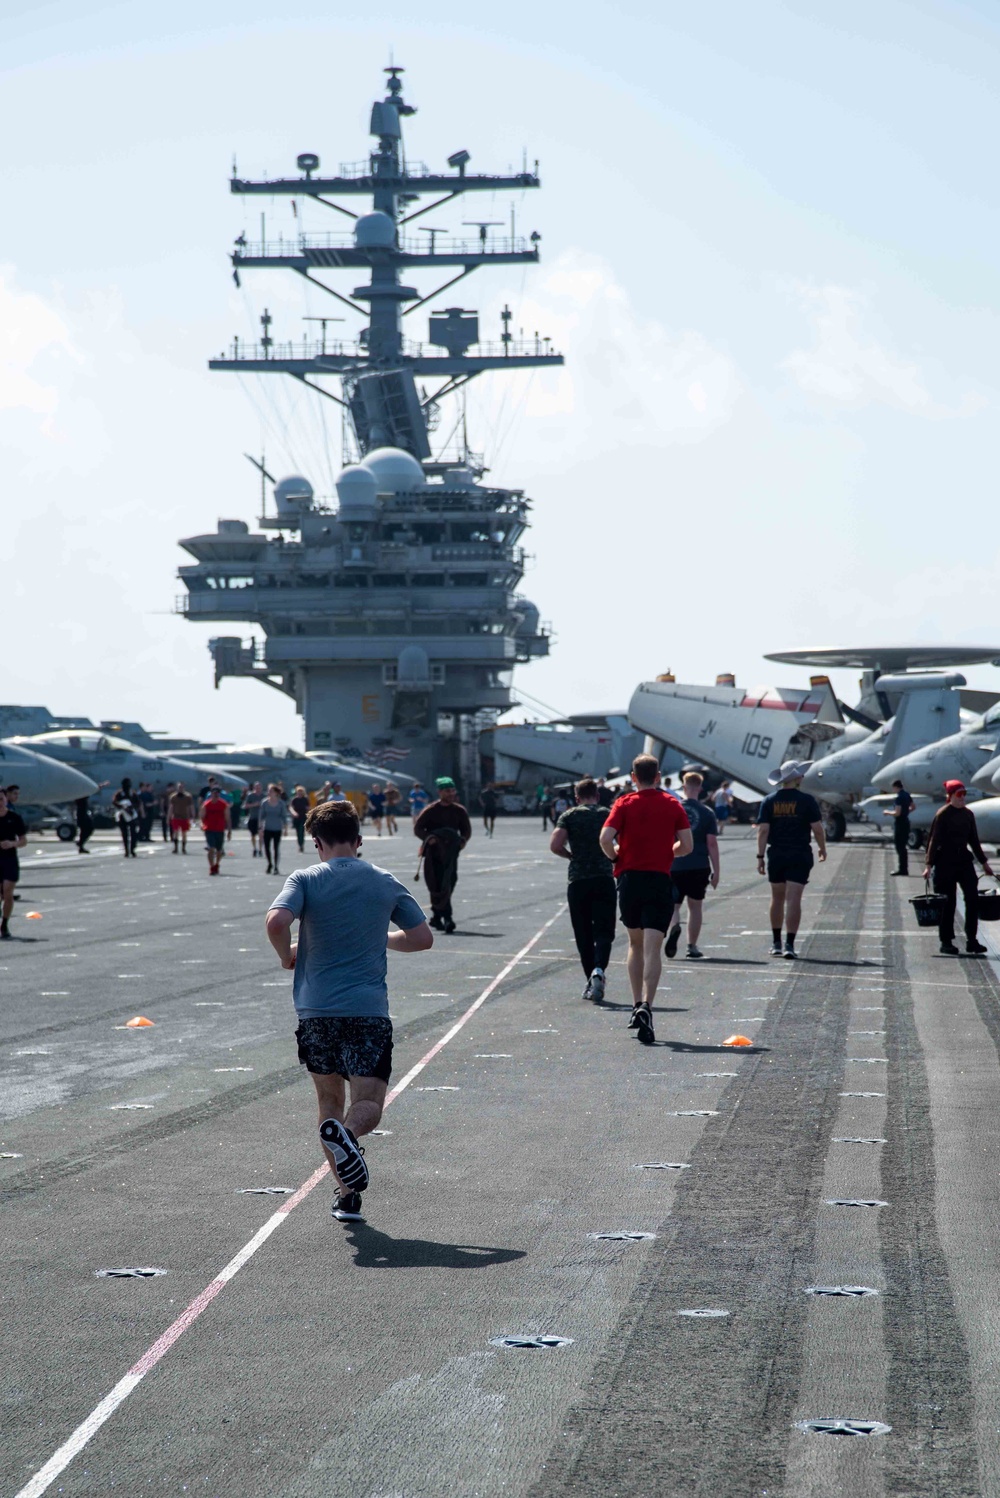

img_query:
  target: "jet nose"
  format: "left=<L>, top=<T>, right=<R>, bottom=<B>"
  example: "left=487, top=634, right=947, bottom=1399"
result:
left=53, top=762, right=101, bottom=800
left=971, top=754, right=1000, bottom=793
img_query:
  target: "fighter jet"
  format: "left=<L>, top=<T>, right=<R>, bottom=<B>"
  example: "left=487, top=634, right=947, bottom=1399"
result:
left=10, top=730, right=248, bottom=800
left=971, top=751, right=1000, bottom=794
left=0, top=740, right=99, bottom=805
left=170, top=743, right=369, bottom=794
left=801, top=672, right=966, bottom=806
left=872, top=699, right=1000, bottom=796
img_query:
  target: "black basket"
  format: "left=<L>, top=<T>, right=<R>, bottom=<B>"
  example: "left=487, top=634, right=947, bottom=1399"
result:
left=910, top=888, right=947, bottom=928
left=976, top=883, right=1000, bottom=922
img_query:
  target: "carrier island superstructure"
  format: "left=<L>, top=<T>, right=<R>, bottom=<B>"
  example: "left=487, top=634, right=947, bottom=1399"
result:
left=177, top=66, right=562, bottom=787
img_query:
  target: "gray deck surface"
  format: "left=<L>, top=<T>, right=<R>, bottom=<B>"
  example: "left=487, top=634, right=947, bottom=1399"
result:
left=2, top=819, right=999, bottom=1496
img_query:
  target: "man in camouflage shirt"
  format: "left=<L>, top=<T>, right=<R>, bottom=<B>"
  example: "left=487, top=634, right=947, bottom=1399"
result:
left=549, top=777, right=617, bottom=1001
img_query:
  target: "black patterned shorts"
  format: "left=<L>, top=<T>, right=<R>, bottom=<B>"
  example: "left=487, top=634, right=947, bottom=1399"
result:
left=295, top=1015, right=393, bottom=1081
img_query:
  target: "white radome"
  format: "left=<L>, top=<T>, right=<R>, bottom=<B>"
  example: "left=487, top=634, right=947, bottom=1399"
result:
left=362, top=446, right=425, bottom=493
left=353, top=211, right=396, bottom=249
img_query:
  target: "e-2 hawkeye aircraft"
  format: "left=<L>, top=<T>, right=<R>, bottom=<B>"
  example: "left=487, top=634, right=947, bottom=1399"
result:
left=628, top=646, right=1000, bottom=840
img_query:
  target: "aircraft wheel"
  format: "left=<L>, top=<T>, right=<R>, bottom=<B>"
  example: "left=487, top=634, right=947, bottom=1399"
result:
left=55, top=821, right=76, bottom=842
left=907, top=828, right=925, bottom=851
left=823, top=808, right=847, bottom=842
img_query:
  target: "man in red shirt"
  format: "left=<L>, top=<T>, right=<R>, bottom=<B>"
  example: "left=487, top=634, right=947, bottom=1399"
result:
left=600, top=754, right=693, bottom=1044
left=200, top=786, right=231, bottom=876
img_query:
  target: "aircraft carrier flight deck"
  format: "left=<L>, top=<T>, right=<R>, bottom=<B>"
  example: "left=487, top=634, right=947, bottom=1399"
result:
left=4, top=819, right=1000, bottom=1497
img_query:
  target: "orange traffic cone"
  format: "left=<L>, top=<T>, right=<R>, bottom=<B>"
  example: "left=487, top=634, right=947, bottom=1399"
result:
left=723, top=1034, right=753, bottom=1047
left=25, top=912, right=42, bottom=920
left=124, top=1016, right=155, bottom=1028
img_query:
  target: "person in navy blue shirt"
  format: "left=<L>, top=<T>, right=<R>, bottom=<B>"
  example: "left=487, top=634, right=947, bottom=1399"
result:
left=886, top=779, right=914, bottom=876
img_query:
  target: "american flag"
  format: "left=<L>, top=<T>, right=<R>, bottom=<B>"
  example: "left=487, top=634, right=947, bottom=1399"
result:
left=361, top=746, right=412, bottom=766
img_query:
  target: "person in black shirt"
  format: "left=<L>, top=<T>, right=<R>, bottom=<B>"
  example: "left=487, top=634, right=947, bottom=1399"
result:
left=886, top=779, right=914, bottom=876
left=479, top=783, right=499, bottom=838
left=413, top=778, right=472, bottom=933
left=550, top=777, right=617, bottom=1001
left=0, top=787, right=28, bottom=938
left=923, top=780, right=994, bottom=955
left=756, top=760, right=826, bottom=959
left=113, top=778, right=140, bottom=857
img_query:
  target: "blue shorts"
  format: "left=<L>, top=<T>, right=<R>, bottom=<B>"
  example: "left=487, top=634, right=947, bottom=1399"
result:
left=767, top=849, right=813, bottom=886
left=715, top=804, right=731, bottom=822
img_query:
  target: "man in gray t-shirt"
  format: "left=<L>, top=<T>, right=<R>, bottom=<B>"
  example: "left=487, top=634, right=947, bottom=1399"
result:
left=266, top=799, right=432, bottom=1224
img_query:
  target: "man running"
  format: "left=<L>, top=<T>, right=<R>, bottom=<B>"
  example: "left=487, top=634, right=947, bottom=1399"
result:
left=200, top=785, right=231, bottom=874
left=368, top=782, right=386, bottom=836
left=0, top=788, right=27, bottom=940
left=665, top=770, right=720, bottom=960
left=265, top=799, right=433, bottom=1223
left=409, top=782, right=428, bottom=817
left=756, top=760, right=827, bottom=959
left=168, top=782, right=195, bottom=853
left=551, top=776, right=616, bottom=1001
left=599, top=754, right=693, bottom=1044
left=243, top=782, right=263, bottom=857
left=480, top=782, right=499, bottom=838
left=712, top=781, right=733, bottom=834
left=413, top=777, right=472, bottom=934
left=923, top=779, right=994, bottom=955
left=384, top=783, right=401, bottom=835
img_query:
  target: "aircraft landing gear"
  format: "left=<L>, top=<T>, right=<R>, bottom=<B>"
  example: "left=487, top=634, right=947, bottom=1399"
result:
left=907, top=827, right=925, bottom=851
left=823, top=807, right=847, bottom=842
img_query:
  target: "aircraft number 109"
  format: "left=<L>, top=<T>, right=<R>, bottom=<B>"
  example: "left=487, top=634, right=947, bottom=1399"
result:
left=741, top=733, right=773, bottom=759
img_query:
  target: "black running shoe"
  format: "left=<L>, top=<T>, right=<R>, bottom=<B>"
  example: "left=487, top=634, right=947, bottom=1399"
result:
left=332, top=1192, right=365, bottom=1222
left=770, top=941, right=782, bottom=957
left=783, top=943, right=797, bottom=961
left=443, top=919, right=456, bottom=934
left=967, top=940, right=989, bottom=955
left=319, top=1118, right=369, bottom=1192
left=635, top=1004, right=655, bottom=1045
left=589, top=969, right=606, bottom=1002
left=940, top=941, right=960, bottom=956
left=429, top=914, right=444, bottom=931
left=0, top=920, right=9, bottom=940
left=664, top=923, right=682, bottom=959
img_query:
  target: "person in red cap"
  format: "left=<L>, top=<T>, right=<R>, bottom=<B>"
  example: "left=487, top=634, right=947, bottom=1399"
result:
left=923, top=781, right=994, bottom=955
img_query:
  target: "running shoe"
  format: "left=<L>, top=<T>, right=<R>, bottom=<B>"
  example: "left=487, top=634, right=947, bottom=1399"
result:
left=967, top=940, right=989, bottom=955
left=687, top=944, right=704, bottom=960
left=664, top=924, right=682, bottom=960
left=0, top=920, right=9, bottom=940
left=940, top=941, right=960, bottom=955
left=589, top=968, right=606, bottom=1002
left=331, top=1192, right=365, bottom=1222
left=429, top=914, right=444, bottom=931
left=319, top=1118, right=369, bottom=1191
left=443, top=919, right=456, bottom=934
left=783, top=943, right=797, bottom=960
left=769, top=941, right=782, bottom=957
left=634, top=1004, right=655, bottom=1045
left=582, top=979, right=594, bottom=1001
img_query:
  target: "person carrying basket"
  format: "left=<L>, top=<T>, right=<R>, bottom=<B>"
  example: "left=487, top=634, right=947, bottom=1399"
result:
left=922, top=780, right=994, bottom=955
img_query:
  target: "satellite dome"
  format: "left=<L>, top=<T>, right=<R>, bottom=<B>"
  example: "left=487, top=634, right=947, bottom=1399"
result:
left=397, top=644, right=431, bottom=686
left=274, top=475, right=314, bottom=518
left=335, top=464, right=379, bottom=521
left=354, top=212, right=396, bottom=249
left=362, top=447, right=425, bottom=494
left=438, top=465, right=479, bottom=492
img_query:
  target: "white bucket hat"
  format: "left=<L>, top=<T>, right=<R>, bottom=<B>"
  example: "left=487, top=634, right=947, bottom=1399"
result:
left=767, top=759, right=813, bottom=787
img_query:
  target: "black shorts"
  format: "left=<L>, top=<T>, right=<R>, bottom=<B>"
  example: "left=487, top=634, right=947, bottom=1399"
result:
left=672, top=867, right=711, bottom=902
left=246, top=817, right=259, bottom=835
left=617, top=870, right=675, bottom=933
left=204, top=829, right=226, bottom=851
left=0, top=854, right=19, bottom=885
left=767, top=849, right=813, bottom=886
left=295, top=1016, right=393, bottom=1082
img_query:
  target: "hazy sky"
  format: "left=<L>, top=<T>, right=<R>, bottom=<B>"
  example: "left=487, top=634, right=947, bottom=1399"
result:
left=4, top=0, right=999, bottom=743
